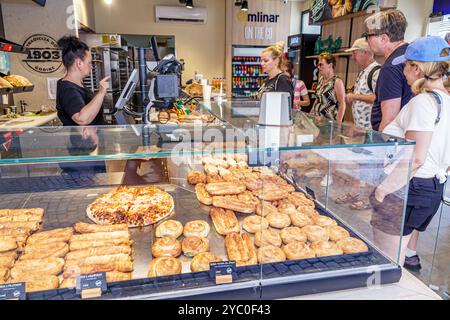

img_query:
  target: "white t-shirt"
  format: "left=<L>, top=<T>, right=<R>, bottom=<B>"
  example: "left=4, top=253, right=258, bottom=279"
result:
left=383, top=90, right=450, bottom=182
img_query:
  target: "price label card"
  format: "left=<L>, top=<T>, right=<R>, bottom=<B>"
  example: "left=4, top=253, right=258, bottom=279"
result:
left=210, top=261, right=236, bottom=285
left=0, top=282, right=26, bottom=300
left=76, top=273, right=107, bottom=299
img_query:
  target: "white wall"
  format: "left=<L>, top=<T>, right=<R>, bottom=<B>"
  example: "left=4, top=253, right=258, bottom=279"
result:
left=397, top=0, right=434, bottom=42
left=74, top=0, right=95, bottom=31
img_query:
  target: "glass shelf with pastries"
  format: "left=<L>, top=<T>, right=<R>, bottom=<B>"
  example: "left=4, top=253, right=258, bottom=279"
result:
left=0, top=109, right=414, bottom=299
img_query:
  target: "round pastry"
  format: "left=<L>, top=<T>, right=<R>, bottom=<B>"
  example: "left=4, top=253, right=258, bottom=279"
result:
left=301, top=225, right=329, bottom=242
left=313, top=215, right=338, bottom=227
left=283, top=241, right=316, bottom=260
left=280, top=227, right=307, bottom=244
left=298, top=205, right=320, bottom=218
left=310, top=241, right=343, bottom=257
left=267, top=212, right=291, bottom=229
left=183, top=220, right=210, bottom=238
left=254, top=228, right=282, bottom=247
left=256, top=201, right=278, bottom=217
left=148, top=257, right=182, bottom=277
left=336, top=237, right=369, bottom=254
left=243, top=215, right=269, bottom=234
left=155, top=220, right=183, bottom=239
left=151, top=236, right=182, bottom=258
left=182, top=236, right=209, bottom=257
left=190, top=252, right=223, bottom=272
left=187, top=171, right=206, bottom=185
left=326, top=225, right=350, bottom=242
left=257, top=245, right=286, bottom=263
left=278, top=202, right=298, bottom=215
left=290, top=211, right=313, bottom=228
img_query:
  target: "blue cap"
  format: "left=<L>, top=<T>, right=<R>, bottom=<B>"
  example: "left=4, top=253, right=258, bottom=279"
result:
left=392, top=36, right=450, bottom=65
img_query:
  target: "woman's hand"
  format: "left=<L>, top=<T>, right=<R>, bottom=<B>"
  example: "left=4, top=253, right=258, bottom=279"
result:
left=99, top=76, right=111, bottom=94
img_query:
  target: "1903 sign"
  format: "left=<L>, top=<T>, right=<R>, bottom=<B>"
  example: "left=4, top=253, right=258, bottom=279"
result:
left=21, top=34, right=62, bottom=74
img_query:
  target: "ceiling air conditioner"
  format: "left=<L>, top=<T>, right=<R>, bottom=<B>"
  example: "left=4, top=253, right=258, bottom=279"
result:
left=155, top=6, right=207, bottom=24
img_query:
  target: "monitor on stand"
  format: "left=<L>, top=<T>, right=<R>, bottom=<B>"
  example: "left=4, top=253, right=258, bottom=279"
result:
left=114, top=69, right=139, bottom=125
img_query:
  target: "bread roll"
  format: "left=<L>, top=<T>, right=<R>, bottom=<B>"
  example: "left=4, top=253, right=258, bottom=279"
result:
left=20, top=242, right=69, bottom=260
left=74, top=222, right=128, bottom=234
left=11, top=258, right=64, bottom=277
left=256, top=201, right=278, bottom=217
left=190, top=252, right=222, bottom=272
left=311, top=241, right=343, bottom=257
left=283, top=241, right=315, bottom=260
left=195, top=183, right=213, bottom=206
left=181, top=236, right=209, bottom=257
left=206, top=182, right=246, bottom=196
left=280, top=227, right=307, bottom=244
left=301, top=225, right=329, bottom=242
left=70, top=231, right=130, bottom=243
left=242, top=215, right=269, bottom=234
left=183, top=220, right=210, bottom=238
left=212, top=196, right=256, bottom=214
left=336, top=237, right=368, bottom=254
left=267, top=213, right=291, bottom=229
left=290, top=211, right=313, bottom=228
left=312, top=215, right=338, bottom=227
left=64, top=253, right=132, bottom=268
left=257, top=245, right=286, bottom=263
left=69, top=238, right=132, bottom=251
left=27, top=227, right=73, bottom=245
left=148, top=257, right=181, bottom=278
left=65, top=246, right=132, bottom=261
left=151, top=236, right=181, bottom=258
left=225, top=233, right=257, bottom=266
left=155, top=220, right=183, bottom=239
left=254, top=228, right=282, bottom=247
left=326, top=225, right=350, bottom=242
left=210, top=207, right=240, bottom=236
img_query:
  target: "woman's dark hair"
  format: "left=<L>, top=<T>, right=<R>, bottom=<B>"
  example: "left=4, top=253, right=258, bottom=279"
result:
left=282, top=60, right=295, bottom=79
left=57, top=36, right=90, bottom=68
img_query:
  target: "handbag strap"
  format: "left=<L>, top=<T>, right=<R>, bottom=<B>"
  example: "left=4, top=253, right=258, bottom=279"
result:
left=428, top=90, right=443, bottom=125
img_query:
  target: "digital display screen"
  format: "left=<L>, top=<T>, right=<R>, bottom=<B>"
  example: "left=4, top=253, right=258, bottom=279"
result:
left=33, top=0, right=46, bottom=6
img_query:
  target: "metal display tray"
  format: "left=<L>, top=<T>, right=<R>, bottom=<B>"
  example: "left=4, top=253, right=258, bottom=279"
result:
left=0, top=172, right=399, bottom=300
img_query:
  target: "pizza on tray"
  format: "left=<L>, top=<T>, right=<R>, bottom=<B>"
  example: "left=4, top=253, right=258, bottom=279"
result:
left=87, top=186, right=174, bottom=227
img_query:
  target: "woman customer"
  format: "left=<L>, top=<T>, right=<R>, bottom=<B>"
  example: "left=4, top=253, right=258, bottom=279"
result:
left=371, top=36, right=450, bottom=268
left=56, top=36, right=110, bottom=126
left=312, top=52, right=346, bottom=124
left=282, top=60, right=311, bottom=111
left=256, top=42, right=293, bottom=102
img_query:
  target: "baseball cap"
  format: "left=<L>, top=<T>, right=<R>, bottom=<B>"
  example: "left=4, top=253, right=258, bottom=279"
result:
left=392, top=36, right=450, bottom=65
left=345, top=38, right=371, bottom=52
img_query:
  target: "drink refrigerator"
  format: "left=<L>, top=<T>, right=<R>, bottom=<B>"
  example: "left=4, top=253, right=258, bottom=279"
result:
left=287, top=34, right=319, bottom=91
left=231, top=45, right=266, bottom=98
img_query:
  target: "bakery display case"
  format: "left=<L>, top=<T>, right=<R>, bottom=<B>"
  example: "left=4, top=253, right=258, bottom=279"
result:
left=0, top=103, right=415, bottom=300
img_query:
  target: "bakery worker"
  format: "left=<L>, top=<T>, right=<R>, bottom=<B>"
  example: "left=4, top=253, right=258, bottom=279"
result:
left=56, top=36, right=110, bottom=126
left=256, top=42, right=294, bottom=104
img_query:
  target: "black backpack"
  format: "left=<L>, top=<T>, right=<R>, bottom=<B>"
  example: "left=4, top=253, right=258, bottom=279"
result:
left=367, top=65, right=381, bottom=93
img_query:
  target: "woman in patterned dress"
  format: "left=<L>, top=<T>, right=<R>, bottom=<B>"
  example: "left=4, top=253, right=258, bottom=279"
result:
left=312, top=52, right=347, bottom=125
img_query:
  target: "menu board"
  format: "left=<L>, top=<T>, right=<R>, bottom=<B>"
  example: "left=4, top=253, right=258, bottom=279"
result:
left=311, top=0, right=380, bottom=23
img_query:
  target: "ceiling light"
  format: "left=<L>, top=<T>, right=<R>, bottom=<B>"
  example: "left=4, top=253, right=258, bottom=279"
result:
left=241, top=0, right=248, bottom=12
left=104, top=0, right=112, bottom=5
left=186, top=0, right=193, bottom=9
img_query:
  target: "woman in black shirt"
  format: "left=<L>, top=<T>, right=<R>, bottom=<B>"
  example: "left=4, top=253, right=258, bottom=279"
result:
left=257, top=42, right=294, bottom=102
left=56, top=36, right=109, bottom=126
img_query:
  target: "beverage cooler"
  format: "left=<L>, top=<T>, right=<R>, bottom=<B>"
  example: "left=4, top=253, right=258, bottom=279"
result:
left=232, top=45, right=266, bottom=98
left=287, top=34, right=319, bottom=91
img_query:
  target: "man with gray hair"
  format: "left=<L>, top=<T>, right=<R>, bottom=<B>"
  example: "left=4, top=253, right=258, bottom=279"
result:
left=345, top=38, right=381, bottom=130
left=364, top=9, right=413, bottom=131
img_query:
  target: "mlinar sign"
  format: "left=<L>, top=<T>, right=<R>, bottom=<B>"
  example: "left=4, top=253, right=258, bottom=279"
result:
left=238, top=11, right=280, bottom=23
left=21, top=34, right=62, bottom=74
left=238, top=10, right=280, bottom=41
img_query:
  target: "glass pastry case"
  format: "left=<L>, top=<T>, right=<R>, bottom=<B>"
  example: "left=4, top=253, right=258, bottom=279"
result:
left=0, top=101, right=415, bottom=300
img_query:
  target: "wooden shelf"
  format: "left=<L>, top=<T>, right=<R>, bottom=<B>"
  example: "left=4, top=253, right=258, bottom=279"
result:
left=305, top=52, right=352, bottom=59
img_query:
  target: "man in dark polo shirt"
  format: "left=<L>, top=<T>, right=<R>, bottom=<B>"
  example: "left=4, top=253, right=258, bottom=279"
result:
left=364, top=9, right=413, bottom=131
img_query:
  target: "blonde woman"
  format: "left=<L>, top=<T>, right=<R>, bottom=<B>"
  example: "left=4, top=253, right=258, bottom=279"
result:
left=370, top=36, right=450, bottom=268
left=257, top=42, right=293, bottom=102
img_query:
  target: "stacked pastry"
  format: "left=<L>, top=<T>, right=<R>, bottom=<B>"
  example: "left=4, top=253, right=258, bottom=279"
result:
left=0, top=208, right=44, bottom=285
left=60, top=222, right=133, bottom=288
left=7, top=227, right=72, bottom=293
left=149, top=218, right=221, bottom=277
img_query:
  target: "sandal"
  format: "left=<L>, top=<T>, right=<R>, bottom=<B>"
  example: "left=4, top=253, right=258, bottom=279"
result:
left=351, top=200, right=370, bottom=210
left=335, top=192, right=360, bottom=204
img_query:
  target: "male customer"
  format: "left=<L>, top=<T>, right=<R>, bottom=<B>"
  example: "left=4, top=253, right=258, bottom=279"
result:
left=365, top=9, right=413, bottom=131
left=345, top=38, right=381, bottom=130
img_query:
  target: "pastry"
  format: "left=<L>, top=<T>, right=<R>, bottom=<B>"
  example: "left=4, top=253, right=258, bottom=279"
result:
left=0, top=256, right=15, bottom=268
left=210, top=207, right=240, bottom=235
left=287, top=192, right=315, bottom=208
left=0, top=214, right=43, bottom=222
left=20, top=242, right=69, bottom=260
left=87, top=186, right=174, bottom=227
left=0, top=221, right=40, bottom=232
left=212, top=196, right=256, bottom=214
left=206, top=173, right=224, bottom=183
left=203, top=164, right=219, bottom=175
left=11, top=258, right=65, bottom=277
left=63, top=261, right=134, bottom=278
left=278, top=202, right=298, bottom=215
left=60, top=272, right=132, bottom=288
left=182, top=236, right=209, bottom=257
left=326, top=225, right=350, bottom=242
left=225, top=233, right=257, bottom=266
left=301, top=225, right=329, bottom=242
left=266, top=213, right=291, bottom=229
left=0, top=208, right=43, bottom=219
left=190, top=252, right=223, bottom=272
left=242, top=215, right=269, bottom=234
left=257, top=245, right=286, bottom=263
left=256, top=201, right=279, bottom=217
left=244, top=178, right=263, bottom=191
left=187, top=170, right=207, bottom=185
left=65, top=246, right=132, bottom=261
left=237, top=191, right=259, bottom=206
left=290, top=211, right=313, bottom=228
left=151, top=236, right=181, bottom=258
left=254, top=228, right=282, bottom=247
left=280, top=227, right=307, bottom=244
left=27, top=227, right=73, bottom=245
left=64, top=254, right=132, bottom=268
left=0, top=77, right=13, bottom=88
left=205, top=182, right=246, bottom=196
left=310, top=241, right=343, bottom=257
left=0, top=250, right=18, bottom=259
left=183, top=220, right=210, bottom=238
left=69, top=238, right=132, bottom=251
left=0, top=268, right=9, bottom=283
left=0, top=227, right=32, bottom=237
left=298, top=206, right=320, bottom=218
left=0, top=239, right=17, bottom=253
left=155, top=220, right=183, bottom=238
left=313, top=215, right=338, bottom=227
left=70, top=231, right=130, bottom=243
left=148, top=257, right=182, bottom=278
left=283, top=241, right=316, bottom=260
left=256, top=188, right=289, bottom=201
left=195, top=183, right=213, bottom=206
left=9, top=275, right=59, bottom=293
left=3, top=75, right=33, bottom=87
left=336, top=237, right=369, bottom=254
left=74, top=222, right=128, bottom=234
